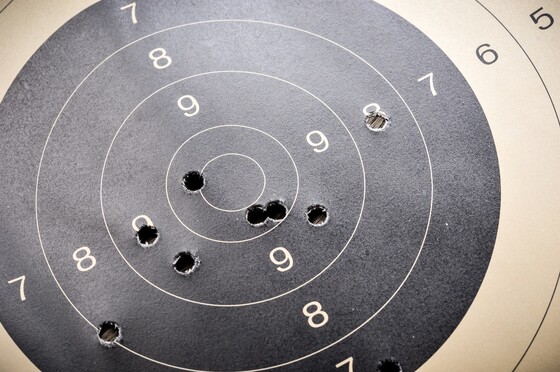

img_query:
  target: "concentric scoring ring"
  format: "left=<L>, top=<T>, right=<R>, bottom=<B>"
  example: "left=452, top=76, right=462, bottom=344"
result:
left=35, top=19, right=434, bottom=371
left=164, top=122, right=300, bottom=243
left=198, top=153, right=267, bottom=213
left=100, top=70, right=366, bottom=305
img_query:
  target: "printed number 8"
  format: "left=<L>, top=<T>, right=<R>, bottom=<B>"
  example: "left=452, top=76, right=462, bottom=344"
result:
left=149, top=48, right=172, bottom=69
left=302, top=301, right=329, bottom=328
left=73, top=247, right=97, bottom=272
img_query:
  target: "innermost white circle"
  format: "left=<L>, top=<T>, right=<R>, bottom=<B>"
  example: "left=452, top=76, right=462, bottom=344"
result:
left=165, top=123, right=301, bottom=244
left=199, top=153, right=267, bottom=213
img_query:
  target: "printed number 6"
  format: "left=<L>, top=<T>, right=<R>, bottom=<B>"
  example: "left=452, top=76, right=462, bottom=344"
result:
left=476, top=44, right=498, bottom=65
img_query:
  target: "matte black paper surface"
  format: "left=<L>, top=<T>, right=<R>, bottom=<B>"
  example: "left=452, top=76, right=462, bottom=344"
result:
left=0, top=1, right=499, bottom=370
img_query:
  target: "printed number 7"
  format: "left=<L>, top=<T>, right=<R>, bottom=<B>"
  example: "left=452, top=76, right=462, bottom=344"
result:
left=417, top=72, right=437, bottom=96
left=8, top=275, right=26, bottom=301
left=336, top=357, right=354, bottom=372
left=120, top=2, right=138, bottom=24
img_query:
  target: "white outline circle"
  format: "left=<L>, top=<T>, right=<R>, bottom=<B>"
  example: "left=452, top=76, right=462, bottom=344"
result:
left=198, top=153, right=266, bottom=213
left=101, top=69, right=365, bottom=305
left=162, top=121, right=301, bottom=243
left=34, top=20, right=434, bottom=371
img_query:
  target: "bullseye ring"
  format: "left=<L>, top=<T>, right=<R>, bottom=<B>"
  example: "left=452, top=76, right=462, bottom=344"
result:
left=198, top=153, right=267, bottom=213
left=164, top=121, right=301, bottom=243
left=25, top=10, right=504, bottom=370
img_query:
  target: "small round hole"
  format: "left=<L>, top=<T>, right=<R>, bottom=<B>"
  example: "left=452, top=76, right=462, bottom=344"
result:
left=376, top=358, right=402, bottom=372
left=306, top=204, right=328, bottom=226
left=266, top=200, right=287, bottom=220
left=182, top=171, right=205, bottom=192
left=97, top=321, right=122, bottom=347
left=173, top=251, right=200, bottom=276
left=136, top=225, right=159, bottom=247
left=246, top=204, right=268, bottom=226
left=365, top=111, right=390, bottom=132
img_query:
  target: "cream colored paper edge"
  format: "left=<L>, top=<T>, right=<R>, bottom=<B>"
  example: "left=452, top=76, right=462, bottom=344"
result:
left=1, top=0, right=559, bottom=371
left=374, top=1, right=560, bottom=371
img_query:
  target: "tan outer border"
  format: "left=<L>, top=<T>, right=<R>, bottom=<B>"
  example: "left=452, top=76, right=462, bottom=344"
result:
left=0, top=0, right=98, bottom=102
left=1, top=0, right=559, bottom=370
left=375, top=0, right=560, bottom=371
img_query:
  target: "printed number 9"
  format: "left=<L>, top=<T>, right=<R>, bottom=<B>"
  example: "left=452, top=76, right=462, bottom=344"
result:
left=306, top=130, right=329, bottom=153
left=177, top=95, right=200, bottom=117
left=269, top=247, right=293, bottom=272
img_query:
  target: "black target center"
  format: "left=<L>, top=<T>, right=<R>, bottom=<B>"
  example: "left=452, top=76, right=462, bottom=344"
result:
left=306, top=204, right=328, bottom=226
left=182, top=171, right=205, bottom=192
left=136, top=225, right=159, bottom=247
left=173, top=251, right=199, bottom=275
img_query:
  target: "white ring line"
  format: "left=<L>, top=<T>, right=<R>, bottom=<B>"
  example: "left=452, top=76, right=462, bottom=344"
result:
left=110, top=123, right=323, bottom=307
left=105, top=69, right=364, bottom=305
left=100, top=72, right=301, bottom=244
left=200, top=154, right=265, bottom=212
left=34, top=20, right=433, bottom=371
left=163, top=123, right=299, bottom=243
left=162, top=122, right=298, bottom=243
left=198, top=153, right=267, bottom=213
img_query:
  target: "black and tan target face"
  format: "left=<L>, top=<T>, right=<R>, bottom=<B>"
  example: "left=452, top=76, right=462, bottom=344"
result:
left=1, top=1, right=559, bottom=371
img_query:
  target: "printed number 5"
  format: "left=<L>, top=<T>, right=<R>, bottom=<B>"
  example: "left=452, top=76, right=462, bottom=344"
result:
left=530, top=7, right=554, bottom=30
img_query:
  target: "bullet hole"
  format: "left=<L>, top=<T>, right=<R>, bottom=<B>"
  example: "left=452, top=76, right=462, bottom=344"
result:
left=266, top=200, right=287, bottom=220
left=306, top=204, right=328, bottom=226
left=136, top=225, right=159, bottom=247
left=173, top=251, right=200, bottom=276
left=182, top=171, right=205, bottom=192
left=246, top=204, right=268, bottom=226
left=376, top=358, right=402, bottom=372
left=365, top=110, right=390, bottom=131
left=97, top=321, right=122, bottom=347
